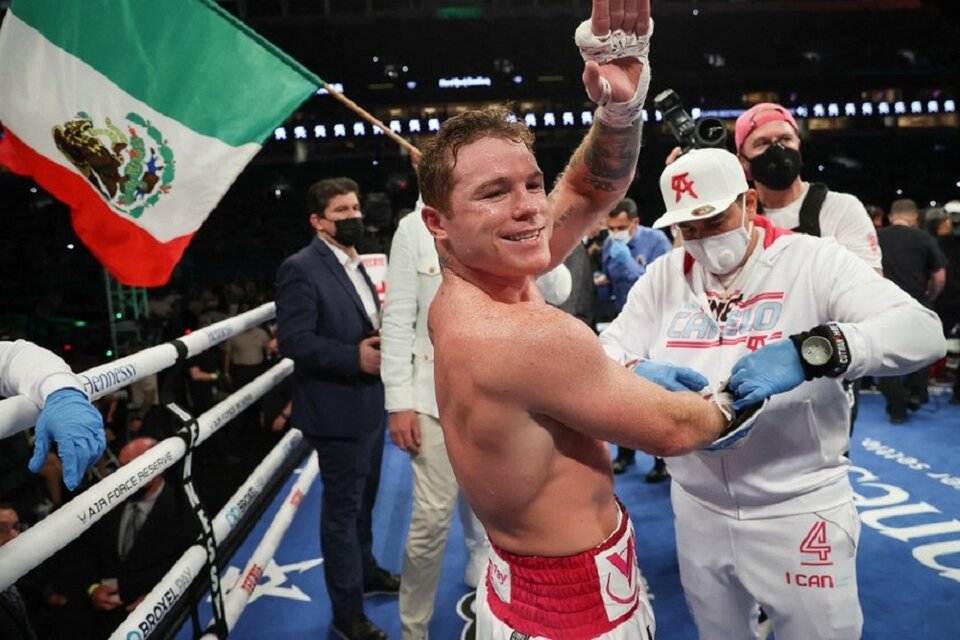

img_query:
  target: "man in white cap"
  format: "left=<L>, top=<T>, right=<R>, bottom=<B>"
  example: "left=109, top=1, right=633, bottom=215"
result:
left=600, top=147, right=945, bottom=639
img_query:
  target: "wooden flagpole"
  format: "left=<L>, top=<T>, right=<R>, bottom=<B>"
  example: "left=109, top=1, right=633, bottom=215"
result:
left=322, top=83, right=420, bottom=158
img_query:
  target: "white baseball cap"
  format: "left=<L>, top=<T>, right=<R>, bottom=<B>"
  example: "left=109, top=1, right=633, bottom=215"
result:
left=653, top=148, right=749, bottom=229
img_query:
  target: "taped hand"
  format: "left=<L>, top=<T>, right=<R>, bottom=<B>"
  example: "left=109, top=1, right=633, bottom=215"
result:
left=702, top=387, right=768, bottom=453
left=576, top=0, right=653, bottom=127
left=632, top=360, right=708, bottom=392
left=728, top=340, right=805, bottom=410
left=29, top=388, right=106, bottom=491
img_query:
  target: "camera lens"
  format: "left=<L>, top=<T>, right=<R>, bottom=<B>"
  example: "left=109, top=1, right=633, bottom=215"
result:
left=694, top=118, right=728, bottom=149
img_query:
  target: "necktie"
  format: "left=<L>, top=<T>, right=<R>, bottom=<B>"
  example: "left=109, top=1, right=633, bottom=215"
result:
left=119, top=503, right=143, bottom=560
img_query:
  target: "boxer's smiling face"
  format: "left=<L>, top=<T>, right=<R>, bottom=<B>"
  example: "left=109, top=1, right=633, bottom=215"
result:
left=434, top=136, right=552, bottom=285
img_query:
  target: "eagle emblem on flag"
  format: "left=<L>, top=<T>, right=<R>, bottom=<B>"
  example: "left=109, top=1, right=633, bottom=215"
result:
left=52, top=111, right=175, bottom=219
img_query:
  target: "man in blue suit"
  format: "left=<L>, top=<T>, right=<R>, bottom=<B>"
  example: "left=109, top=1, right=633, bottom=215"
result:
left=601, top=197, right=672, bottom=314
left=275, top=177, right=398, bottom=640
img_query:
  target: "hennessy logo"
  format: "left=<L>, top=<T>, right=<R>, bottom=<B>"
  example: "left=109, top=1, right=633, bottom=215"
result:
left=671, top=172, right=698, bottom=202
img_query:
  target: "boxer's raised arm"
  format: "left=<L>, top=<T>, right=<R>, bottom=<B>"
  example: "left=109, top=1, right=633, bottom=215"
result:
left=547, top=0, right=652, bottom=267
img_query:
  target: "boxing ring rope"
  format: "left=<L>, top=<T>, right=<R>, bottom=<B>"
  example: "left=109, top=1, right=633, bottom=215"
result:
left=0, top=355, right=295, bottom=592
left=107, top=434, right=317, bottom=640
left=0, top=299, right=318, bottom=638
left=199, top=452, right=320, bottom=639
left=0, top=301, right=277, bottom=440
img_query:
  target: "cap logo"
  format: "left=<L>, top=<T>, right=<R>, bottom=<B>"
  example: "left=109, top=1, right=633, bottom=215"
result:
left=691, top=205, right=716, bottom=217
left=671, top=172, right=698, bottom=203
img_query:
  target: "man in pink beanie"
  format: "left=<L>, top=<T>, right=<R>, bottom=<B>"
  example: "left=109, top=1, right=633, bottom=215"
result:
left=733, top=103, right=881, bottom=270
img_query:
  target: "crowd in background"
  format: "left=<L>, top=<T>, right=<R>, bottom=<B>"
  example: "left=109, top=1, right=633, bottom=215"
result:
left=0, top=279, right=294, bottom=638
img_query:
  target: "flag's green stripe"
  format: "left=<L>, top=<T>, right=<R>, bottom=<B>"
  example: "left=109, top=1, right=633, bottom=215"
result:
left=12, top=0, right=323, bottom=147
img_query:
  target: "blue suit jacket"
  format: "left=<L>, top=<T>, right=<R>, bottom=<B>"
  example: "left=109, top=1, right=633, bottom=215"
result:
left=602, top=227, right=673, bottom=312
left=275, top=237, right=385, bottom=439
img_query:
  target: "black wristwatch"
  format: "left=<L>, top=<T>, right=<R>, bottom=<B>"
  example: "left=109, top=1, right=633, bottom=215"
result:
left=788, top=323, right=851, bottom=380
left=799, top=335, right=833, bottom=367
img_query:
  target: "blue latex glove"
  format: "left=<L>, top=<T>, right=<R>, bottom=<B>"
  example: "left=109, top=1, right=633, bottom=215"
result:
left=29, top=388, right=106, bottom=491
left=728, top=340, right=806, bottom=410
left=632, top=360, right=709, bottom=392
left=607, top=240, right=632, bottom=266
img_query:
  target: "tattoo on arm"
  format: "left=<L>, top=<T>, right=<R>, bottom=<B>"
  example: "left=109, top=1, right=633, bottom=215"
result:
left=580, top=121, right=642, bottom=183
left=550, top=120, right=641, bottom=229
left=582, top=177, right=617, bottom=192
left=553, top=203, right=579, bottom=230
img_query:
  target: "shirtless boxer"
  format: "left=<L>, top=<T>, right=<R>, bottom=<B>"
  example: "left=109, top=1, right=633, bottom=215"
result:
left=417, top=2, right=755, bottom=638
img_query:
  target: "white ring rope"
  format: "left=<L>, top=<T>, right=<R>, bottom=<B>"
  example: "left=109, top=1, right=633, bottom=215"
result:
left=200, top=452, right=320, bottom=639
left=0, top=301, right=277, bottom=439
left=107, top=430, right=310, bottom=640
left=0, top=357, right=294, bottom=591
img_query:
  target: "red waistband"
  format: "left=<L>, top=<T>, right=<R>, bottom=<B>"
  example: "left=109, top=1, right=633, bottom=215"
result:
left=485, top=499, right=640, bottom=638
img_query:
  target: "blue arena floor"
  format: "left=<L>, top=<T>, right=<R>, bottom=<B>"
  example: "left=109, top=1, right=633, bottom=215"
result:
left=177, top=390, right=960, bottom=639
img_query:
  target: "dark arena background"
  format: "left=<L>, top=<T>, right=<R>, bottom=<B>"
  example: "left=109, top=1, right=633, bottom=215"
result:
left=1, top=1, right=959, bottom=639
left=3, top=0, right=959, bottom=340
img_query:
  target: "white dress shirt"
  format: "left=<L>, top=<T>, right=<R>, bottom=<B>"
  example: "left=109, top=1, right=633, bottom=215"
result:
left=321, top=237, right=380, bottom=330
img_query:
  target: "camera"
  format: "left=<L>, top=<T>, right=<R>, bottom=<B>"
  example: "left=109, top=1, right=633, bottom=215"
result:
left=654, top=89, right=728, bottom=153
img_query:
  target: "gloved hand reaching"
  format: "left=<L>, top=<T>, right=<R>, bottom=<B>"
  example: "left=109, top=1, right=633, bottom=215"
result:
left=631, top=360, right=709, bottom=392
left=29, top=388, right=106, bottom=491
left=607, top=239, right=633, bottom=265
left=728, top=339, right=805, bottom=410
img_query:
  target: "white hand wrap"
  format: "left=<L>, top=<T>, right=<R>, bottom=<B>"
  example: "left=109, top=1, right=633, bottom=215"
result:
left=574, top=18, right=654, bottom=128
left=702, top=386, right=767, bottom=453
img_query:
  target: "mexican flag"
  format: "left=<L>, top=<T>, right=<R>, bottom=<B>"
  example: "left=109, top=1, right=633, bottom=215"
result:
left=0, top=0, right=321, bottom=286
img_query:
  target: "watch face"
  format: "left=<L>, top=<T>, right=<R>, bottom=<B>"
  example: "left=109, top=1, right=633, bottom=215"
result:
left=802, top=335, right=833, bottom=366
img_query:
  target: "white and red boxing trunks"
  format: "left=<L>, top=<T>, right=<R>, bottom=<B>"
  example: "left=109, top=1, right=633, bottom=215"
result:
left=476, top=500, right=655, bottom=639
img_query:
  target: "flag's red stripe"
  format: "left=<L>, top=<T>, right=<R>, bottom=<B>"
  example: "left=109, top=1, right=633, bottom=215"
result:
left=0, top=128, right=193, bottom=287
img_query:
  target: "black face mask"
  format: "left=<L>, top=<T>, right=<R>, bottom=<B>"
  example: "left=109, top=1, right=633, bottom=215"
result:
left=331, top=218, right=364, bottom=248
left=748, top=142, right=802, bottom=191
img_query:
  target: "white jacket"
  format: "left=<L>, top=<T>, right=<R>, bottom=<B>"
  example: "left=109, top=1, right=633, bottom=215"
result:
left=764, top=186, right=882, bottom=270
left=600, top=219, right=945, bottom=519
left=381, top=202, right=571, bottom=418
left=0, top=339, right=84, bottom=407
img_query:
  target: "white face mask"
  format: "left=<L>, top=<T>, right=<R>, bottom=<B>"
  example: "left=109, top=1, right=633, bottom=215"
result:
left=608, top=229, right=631, bottom=243
left=684, top=195, right=752, bottom=275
